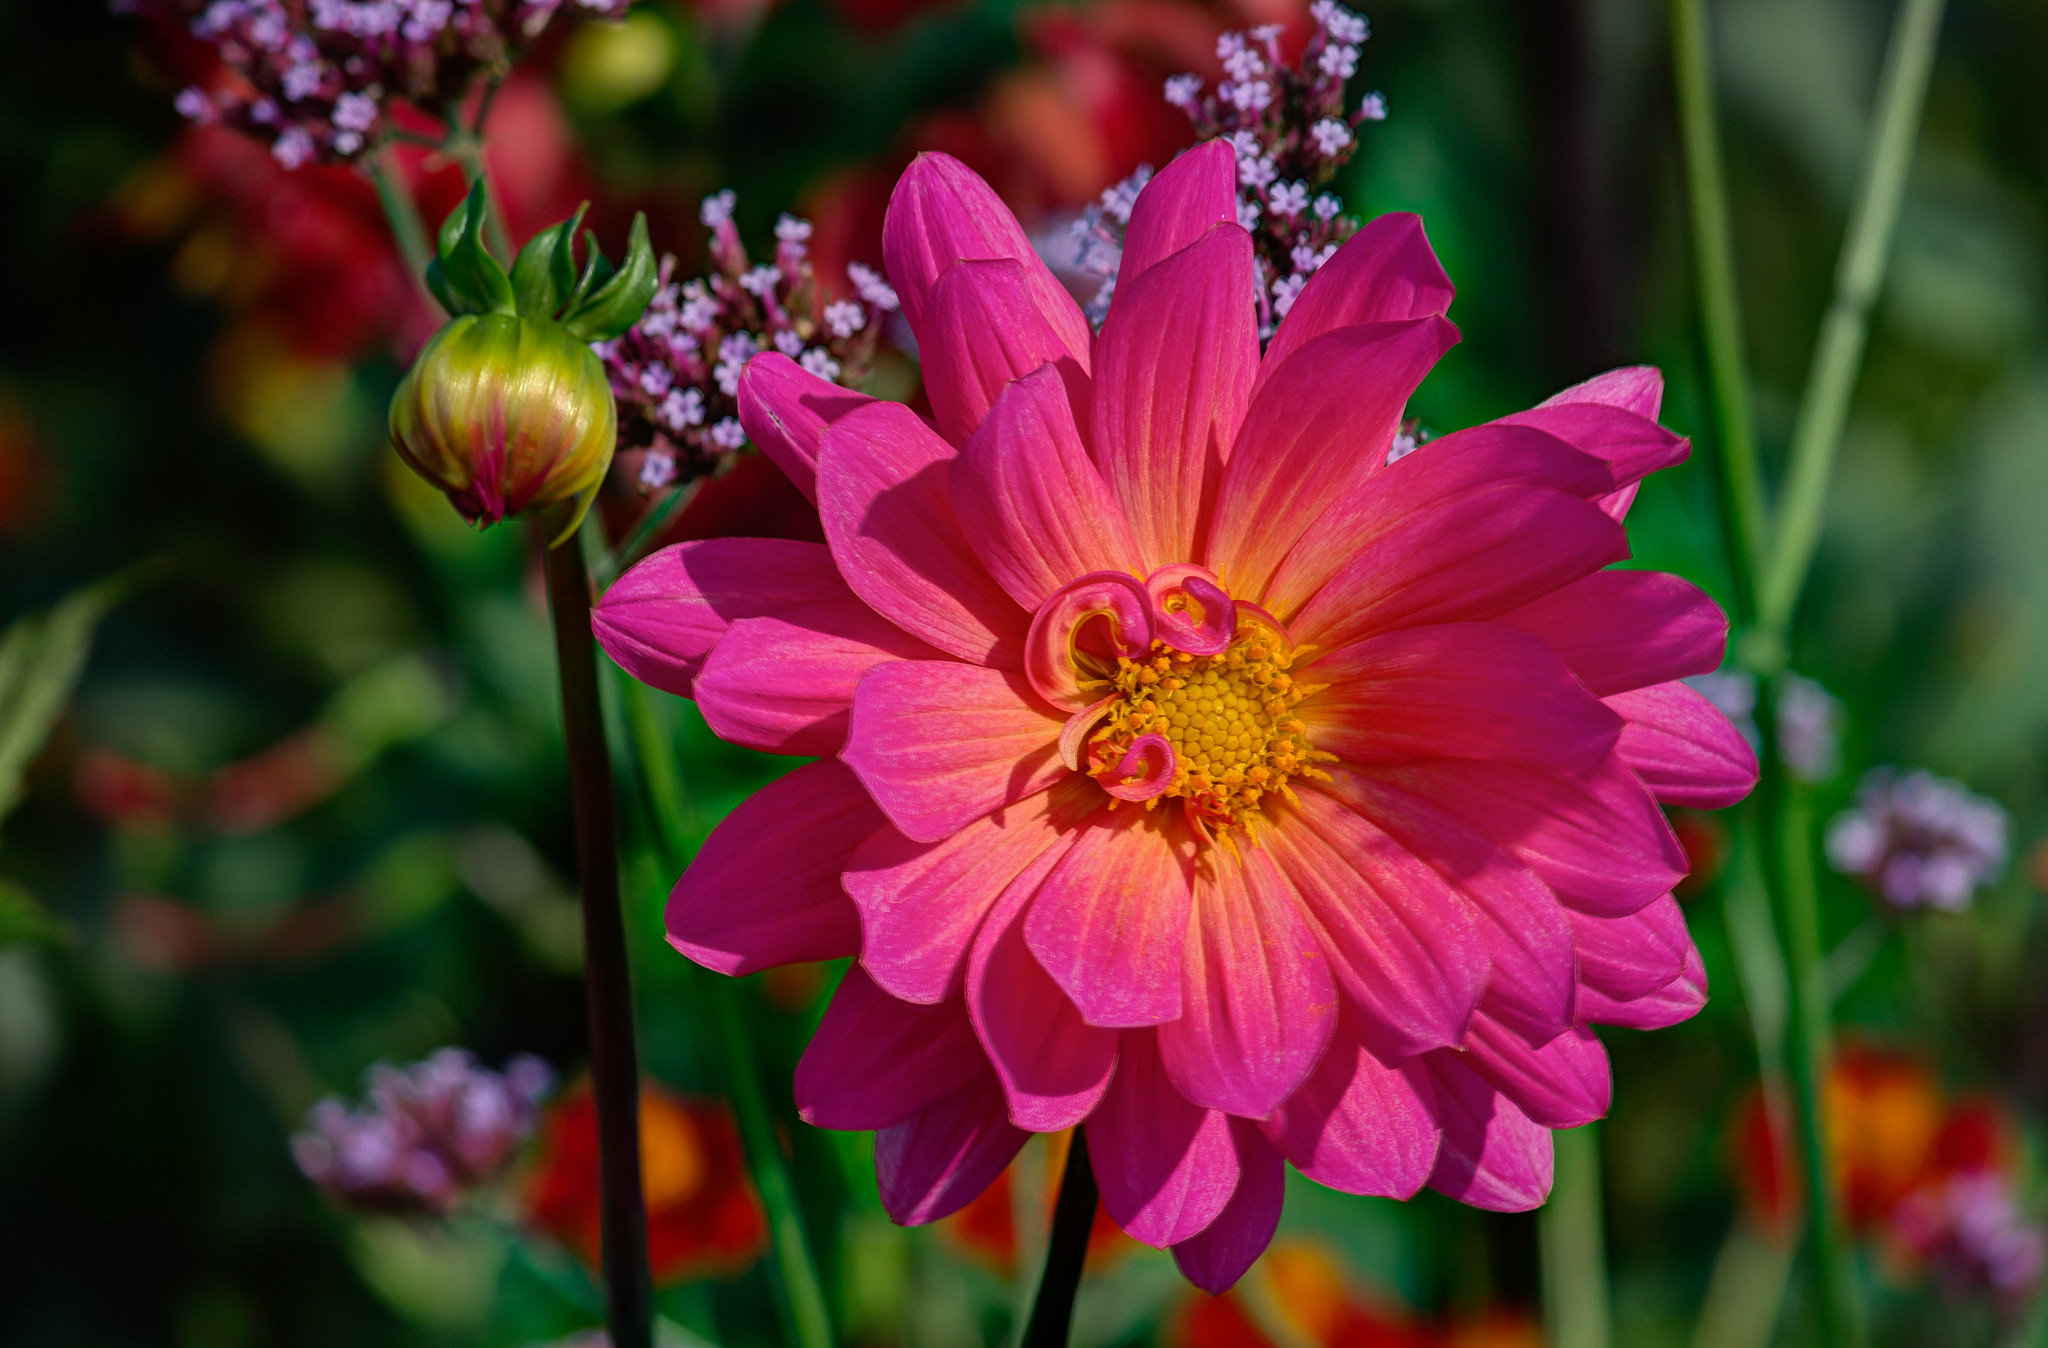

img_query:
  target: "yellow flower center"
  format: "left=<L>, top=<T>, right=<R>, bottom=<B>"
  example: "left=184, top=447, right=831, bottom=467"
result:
left=1086, top=626, right=1332, bottom=837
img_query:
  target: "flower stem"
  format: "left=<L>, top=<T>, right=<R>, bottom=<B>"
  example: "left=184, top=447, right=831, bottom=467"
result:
left=542, top=524, right=654, bottom=1348
left=444, top=91, right=515, bottom=264
left=1668, top=0, right=1768, bottom=625
left=1539, top=1124, right=1612, bottom=1348
left=618, top=677, right=836, bottom=1348
left=1755, top=0, right=1946, bottom=639
left=1022, top=1130, right=1098, bottom=1348
left=367, top=149, right=441, bottom=315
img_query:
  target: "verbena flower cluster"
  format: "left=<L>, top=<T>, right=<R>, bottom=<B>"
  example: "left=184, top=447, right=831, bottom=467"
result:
left=292, top=1048, right=553, bottom=1213
left=593, top=191, right=893, bottom=493
left=142, top=0, right=629, bottom=168
left=1894, top=1172, right=2046, bottom=1304
left=1070, top=0, right=1386, bottom=337
left=1826, top=768, right=2009, bottom=912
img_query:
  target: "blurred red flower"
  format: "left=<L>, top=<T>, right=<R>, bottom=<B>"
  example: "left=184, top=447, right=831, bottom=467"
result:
left=939, top=1131, right=1129, bottom=1277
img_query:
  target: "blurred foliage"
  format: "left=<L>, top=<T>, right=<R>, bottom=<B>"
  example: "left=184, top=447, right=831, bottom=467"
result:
left=1, top=0, right=2047, bottom=1345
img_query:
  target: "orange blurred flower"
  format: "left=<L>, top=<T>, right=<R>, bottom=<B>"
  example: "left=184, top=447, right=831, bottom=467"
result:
left=940, top=1131, right=1130, bottom=1276
left=525, top=1081, right=768, bottom=1286
left=1170, top=1240, right=1435, bottom=1348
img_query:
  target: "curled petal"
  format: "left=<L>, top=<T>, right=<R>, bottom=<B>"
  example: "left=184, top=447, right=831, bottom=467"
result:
left=1146, top=565, right=1237, bottom=656
left=1024, top=570, right=1155, bottom=711
left=1097, top=733, right=1177, bottom=802
left=1059, top=696, right=1118, bottom=772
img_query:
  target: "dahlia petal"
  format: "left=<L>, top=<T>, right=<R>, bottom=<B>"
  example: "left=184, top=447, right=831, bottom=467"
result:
left=921, top=260, right=1093, bottom=448
left=1607, top=681, right=1760, bottom=808
left=817, top=401, right=1028, bottom=666
left=795, top=967, right=988, bottom=1129
left=950, top=363, right=1144, bottom=610
left=1423, top=1051, right=1554, bottom=1211
left=1261, top=1010, right=1441, bottom=1198
left=1264, top=792, right=1487, bottom=1063
left=1170, top=1120, right=1285, bottom=1294
left=1570, top=894, right=1689, bottom=1003
left=874, top=1067, right=1031, bottom=1226
left=1207, top=318, right=1460, bottom=601
left=1501, top=397, right=1686, bottom=521
left=1257, top=212, right=1456, bottom=395
left=1156, top=842, right=1336, bottom=1118
left=666, top=759, right=878, bottom=974
left=594, top=538, right=848, bottom=696
left=1461, top=1015, right=1610, bottom=1130
left=1317, top=766, right=1576, bottom=1048
left=1287, top=486, right=1628, bottom=653
left=1361, top=758, right=1686, bottom=918
left=1540, top=364, right=1665, bottom=419
left=1268, top=423, right=1614, bottom=619
left=1086, top=1030, right=1241, bottom=1247
left=696, top=610, right=940, bottom=756
left=969, top=828, right=1120, bottom=1130
left=842, top=660, right=1065, bottom=845
left=846, top=786, right=1066, bottom=1004
left=1299, top=623, right=1622, bottom=776
left=882, top=152, right=1091, bottom=361
left=1024, top=571, right=1155, bottom=711
left=1093, top=223, right=1259, bottom=569
left=1147, top=565, right=1237, bottom=655
left=1495, top=570, right=1728, bottom=698
left=1579, top=940, right=1707, bottom=1029
left=1121, top=140, right=1240, bottom=282
left=736, top=352, right=875, bottom=503
left=1024, top=807, right=1197, bottom=1027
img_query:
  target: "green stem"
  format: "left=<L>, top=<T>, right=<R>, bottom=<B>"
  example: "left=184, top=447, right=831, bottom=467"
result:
left=1669, top=0, right=1768, bottom=625
left=1021, top=1131, right=1099, bottom=1348
left=443, top=93, right=515, bottom=264
left=620, top=677, right=837, bottom=1348
left=1540, top=1125, right=1612, bottom=1348
left=1756, top=0, right=1946, bottom=638
left=367, top=149, right=441, bottom=315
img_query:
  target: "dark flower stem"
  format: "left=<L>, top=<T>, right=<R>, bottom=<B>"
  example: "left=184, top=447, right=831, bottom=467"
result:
left=1022, top=1131, right=1098, bottom=1348
left=542, top=525, right=654, bottom=1348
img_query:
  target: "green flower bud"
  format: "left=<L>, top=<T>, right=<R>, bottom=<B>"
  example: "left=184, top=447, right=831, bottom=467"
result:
left=390, top=179, right=659, bottom=544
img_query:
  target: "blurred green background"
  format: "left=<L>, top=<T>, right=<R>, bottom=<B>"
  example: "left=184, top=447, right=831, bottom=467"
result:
left=2, top=0, right=2046, bottom=1345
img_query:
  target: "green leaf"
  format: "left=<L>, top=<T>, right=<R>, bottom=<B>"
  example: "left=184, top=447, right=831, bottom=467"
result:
left=561, top=213, right=659, bottom=341
left=423, top=257, right=474, bottom=317
left=434, top=178, right=514, bottom=316
left=0, top=576, right=127, bottom=829
left=561, top=227, right=615, bottom=316
left=508, top=201, right=590, bottom=320
left=0, top=880, right=64, bottom=947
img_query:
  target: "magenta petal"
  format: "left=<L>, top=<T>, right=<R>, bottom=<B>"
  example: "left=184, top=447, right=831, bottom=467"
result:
left=921, top=260, right=1093, bottom=448
left=1257, top=212, right=1455, bottom=395
left=594, top=538, right=849, bottom=696
left=1156, top=843, right=1336, bottom=1118
left=1265, top=791, right=1486, bottom=1064
left=1571, top=894, right=1689, bottom=1002
left=667, top=759, right=878, bottom=974
left=846, top=788, right=1066, bottom=1004
left=1093, top=223, right=1259, bottom=569
left=1146, top=565, right=1237, bottom=655
left=1501, top=395, right=1685, bottom=521
left=1120, top=140, right=1239, bottom=283
left=1024, top=570, right=1155, bottom=710
left=1261, top=1012, right=1441, bottom=1198
left=1319, top=766, right=1576, bottom=1049
left=968, top=832, right=1120, bottom=1131
left=1606, top=681, right=1760, bottom=808
left=1540, top=364, right=1664, bottom=420
left=1580, top=940, right=1707, bottom=1030
left=950, top=363, right=1143, bottom=610
left=1423, top=1051, right=1554, bottom=1211
left=874, top=1067, right=1030, bottom=1225
left=737, top=352, right=875, bottom=503
left=842, top=660, right=1066, bottom=845
left=1024, top=808, right=1197, bottom=1027
left=696, top=609, right=940, bottom=756
left=1170, top=1120, right=1285, bottom=1294
left=1495, top=570, right=1728, bottom=698
left=1461, top=1015, right=1610, bottom=1130
left=1300, top=623, right=1622, bottom=776
left=817, top=401, right=1027, bottom=666
left=1087, top=1030, right=1241, bottom=1247
left=1208, top=317, right=1459, bottom=601
left=796, top=967, right=989, bottom=1129
left=1363, top=758, right=1687, bottom=919
left=881, top=152, right=1092, bottom=361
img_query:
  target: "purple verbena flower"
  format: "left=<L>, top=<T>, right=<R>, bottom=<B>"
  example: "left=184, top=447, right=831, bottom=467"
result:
left=1826, top=768, right=2009, bottom=912
left=1893, top=1172, right=2046, bottom=1306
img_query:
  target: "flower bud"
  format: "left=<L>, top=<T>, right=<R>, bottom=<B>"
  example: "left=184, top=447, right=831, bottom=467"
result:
left=389, top=179, right=658, bottom=544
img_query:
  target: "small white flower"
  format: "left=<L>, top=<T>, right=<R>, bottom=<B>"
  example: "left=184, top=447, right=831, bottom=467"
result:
left=1224, top=80, right=1274, bottom=113
left=1319, top=43, right=1359, bottom=79
left=1360, top=90, right=1389, bottom=121
left=332, top=90, right=378, bottom=132
left=1311, top=118, right=1354, bottom=157
left=800, top=348, right=843, bottom=382
left=657, top=388, right=705, bottom=430
left=718, top=332, right=761, bottom=364
left=1271, top=273, right=1308, bottom=317
left=708, top=417, right=748, bottom=450
left=1310, top=0, right=1369, bottom=45
left=824, top=300, right=866, bottom=339
left=1269, top=181, right=1310, bottom=217
left=1312, top=193, right=1343, bottom=222
left=272, top=126, right=315, bottom=168
left=1164, top=73, right=1203, bottom=108
left=699, top=189, right=737, bottom=229
left=282, top=60, right=324, bottom=101
left=1228, top=130, right=1263, bottom=162
left=173, top=87, right=215, bottom=123
left=1236, top=198, right=1262, bottom=230
left=1238, top=154, right=1277, bottom=190
left=639, top=449, right=678, bottom=490
left=679, top=288, right=721, bottom=333
left=331, top=130, right=362, bottom=155
left=714, top=361, right=743, bottom=397
left=774, top=214, right=814, bottom=243
left=637, top=363, right=674, bottom=397
left=773, top=329, right=805, bottom=356
left=738, top=265, right=782, bottom=298
left=847, top=261, right=899, bottom=311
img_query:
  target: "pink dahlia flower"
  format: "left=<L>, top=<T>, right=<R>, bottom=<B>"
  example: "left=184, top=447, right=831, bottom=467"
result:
left=594, top=143, right=1758, bottom=1292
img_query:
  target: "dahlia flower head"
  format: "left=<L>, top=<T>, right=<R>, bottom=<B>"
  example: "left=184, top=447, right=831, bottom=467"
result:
left=595, top=143, right=1759, bottom=1291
